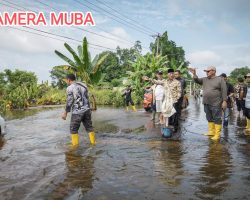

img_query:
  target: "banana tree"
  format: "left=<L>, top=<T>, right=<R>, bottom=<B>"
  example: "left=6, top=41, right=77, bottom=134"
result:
left=169, top=58, right=190, bottom=78
left=55, top=37, right=108, bottom=86
left=127, top=53, right=169, bottom=97
left=54, top=37, right=108, bottom=110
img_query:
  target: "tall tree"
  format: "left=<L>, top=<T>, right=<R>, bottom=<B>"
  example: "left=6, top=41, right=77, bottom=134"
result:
left=50, top=65, right=75, bottom=89
left=127, top=53, right=169, bottom=97
left=229, top=66, right=250, bottom=83
left=150, top=31, right=189, bottom=69
left=116, top=41, right=143, bottom=73
left=4, top=69, right=37, bottom=89
left=54, top=37, right=108, bottom=86
left=98, top=51, right=120, bottom=82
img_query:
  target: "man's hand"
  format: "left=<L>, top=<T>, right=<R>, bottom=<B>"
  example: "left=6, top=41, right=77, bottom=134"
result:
left=188, top=68, right=196, bottom=76
left=62, top=112, right=67, bottom=120
left=142, top=76, right=149, bottom=81
left=222, top=101, right=227, bottom=110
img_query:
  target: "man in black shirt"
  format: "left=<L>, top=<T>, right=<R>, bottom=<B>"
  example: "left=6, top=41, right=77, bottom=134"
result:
left=220, top=73, right=234, bottom=128
left=175, top=70, right=187, bottom=116
left=122, top=85, right=137, bottom=111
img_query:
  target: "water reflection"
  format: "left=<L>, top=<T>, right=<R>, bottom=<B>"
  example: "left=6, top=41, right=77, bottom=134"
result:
left=47, top=148, right=96, bottom=199
left=2, top=104, right=250, bottom=199
left=3, top=106, right=63, bottom=121
left=0, top=136, right=5, bottom=150
left=237, top=144, right=250, bottom=184
left=195, top=143, right=232, bottom=199
left=236, top=115, right=247, bottom=128
left=222, top=128, right=229, bottom=142
left=155, top=142, right=184, bottom=187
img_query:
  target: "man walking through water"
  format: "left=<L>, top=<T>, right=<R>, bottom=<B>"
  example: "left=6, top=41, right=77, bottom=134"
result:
left=219, top=73, right=234, bottom=128
left=122, top=85, right=137, bottom=112
left=62, top=74, right=96, bottom=146
left=151, top=70, right=165, bottom=124
left=175, top=70, right=187, bottom=116
left=234, top=76, right=247, bottom=117
left=189, top=66, right=227, bottom=141
left=143, top=69, right=181, bottom=133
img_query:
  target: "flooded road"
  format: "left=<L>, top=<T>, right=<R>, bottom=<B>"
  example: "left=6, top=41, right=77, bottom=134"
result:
left=1, top=98, right=250, bottom=200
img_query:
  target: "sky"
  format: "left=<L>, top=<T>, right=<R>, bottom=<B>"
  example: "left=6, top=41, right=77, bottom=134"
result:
left=0, top=0, right=250, bottom=82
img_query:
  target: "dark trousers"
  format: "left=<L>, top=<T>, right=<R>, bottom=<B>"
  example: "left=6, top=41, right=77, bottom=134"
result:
left=169, top=102, right=179, bottom=130
left=204, top=104, right=222, bottom=124
left=70, top=109, right=94, bottom=133
left=236, top=98, right=245, bottom=112
left=244, top=107, right=250, bottom=119
left=125, top=98, right=134, bottom=106
left=177, top=97, right=183, bottom=117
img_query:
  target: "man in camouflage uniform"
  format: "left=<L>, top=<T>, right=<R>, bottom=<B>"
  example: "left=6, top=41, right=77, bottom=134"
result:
left=234, top=76, right=247, bottom=116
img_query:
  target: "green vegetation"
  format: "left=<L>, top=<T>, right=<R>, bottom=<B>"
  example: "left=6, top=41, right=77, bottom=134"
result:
left=0, top=69, right=66, bottom=113
left=229, top=66, right=250, bottom=84
left=0, top=31, right=195, bottom=113
left=54, top=37, right=108, bottom=86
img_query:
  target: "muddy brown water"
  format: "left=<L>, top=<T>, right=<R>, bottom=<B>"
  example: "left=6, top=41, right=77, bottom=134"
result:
left=0, top=98, right=250, bottom=200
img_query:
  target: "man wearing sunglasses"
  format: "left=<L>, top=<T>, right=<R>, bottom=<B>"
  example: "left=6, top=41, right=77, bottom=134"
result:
left=189, top=66, right=227, bottom=141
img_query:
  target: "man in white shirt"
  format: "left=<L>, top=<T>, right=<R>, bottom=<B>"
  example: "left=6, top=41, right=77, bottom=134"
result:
left=152, top=70, right=165, bottom=124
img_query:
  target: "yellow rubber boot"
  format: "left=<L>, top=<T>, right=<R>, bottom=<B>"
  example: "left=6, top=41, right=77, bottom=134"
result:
left=131, top=105, right=137, bottom=112
left=246, top=119, right=250, bottom=133
left=88, top=132, right=96, bottom=145
left=126, top=106, right=129, bottom=111
left=204, top=122, right=215, bottom=136
left=71, top=134, right=79, bottom=146
left=211, top=124, right=222, bottom=141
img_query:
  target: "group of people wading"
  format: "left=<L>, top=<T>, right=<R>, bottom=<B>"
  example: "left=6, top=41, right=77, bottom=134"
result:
left=62, top=66, right=250, bottom=146
left=142, top=69, right=186, bottom=133
left=143, top=66, right=250, bottom=140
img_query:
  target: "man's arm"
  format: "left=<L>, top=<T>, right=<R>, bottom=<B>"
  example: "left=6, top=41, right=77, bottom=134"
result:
left=188, top=68, right=203, bottom=85
left=176, top=80, right=182, bottom=100
left=62, top=88, right=74, bottom=120
left=142, top=76, right=165, bottom=85
left=122, top=91, right=126, bottom=97
left=66, top=88, right=74, bottom=112
left=151, top=79, right=164, bottom=85
left=228, top=84, right=234, bottom=97
left=221, top=79, right=228, bottom=110
left=193, top=75, right=203, bottom=85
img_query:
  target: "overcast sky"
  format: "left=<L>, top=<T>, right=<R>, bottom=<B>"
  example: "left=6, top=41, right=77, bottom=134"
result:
left=0, top=0, right=250, bottom=82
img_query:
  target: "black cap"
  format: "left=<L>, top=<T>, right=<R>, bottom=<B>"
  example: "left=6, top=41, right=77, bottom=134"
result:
left=219, top=73, right=227, bottom=78
left=167, top=68, right=174, bottom=73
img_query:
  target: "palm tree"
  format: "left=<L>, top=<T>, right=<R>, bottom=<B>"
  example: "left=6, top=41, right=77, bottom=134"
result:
left=54, top=37, right=108, bottom=86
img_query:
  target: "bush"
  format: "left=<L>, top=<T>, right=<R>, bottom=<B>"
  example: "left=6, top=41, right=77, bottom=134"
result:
left=111, top=79, right=122, bottom=87
left=91, top=89, right=122, bottom=106
left=5, top=85, right=30, bottom=109
left=132, top=93, right=143, bottom=105
left=37, top=89, right=66, bottom=105
left=0, top=99, right=8, bottom=114
left=91, top=88, right=142, bottom=107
